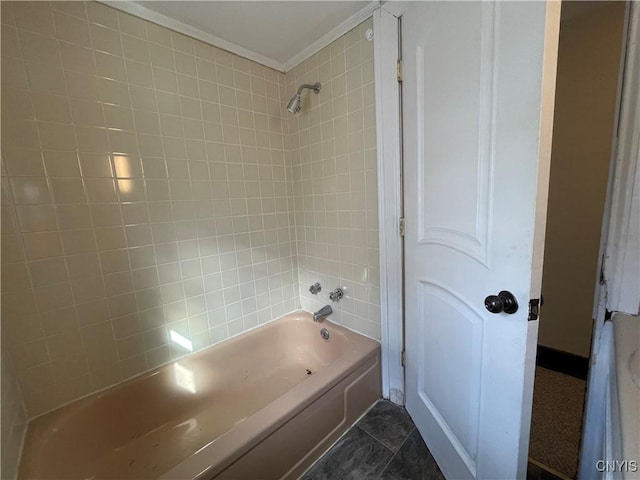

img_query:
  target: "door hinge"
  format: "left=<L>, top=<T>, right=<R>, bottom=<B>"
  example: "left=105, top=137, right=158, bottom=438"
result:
left=399, top=217, right=405, bottom=237
left=401, top=350, right=406, bottom=367
left=397, top=59, right=402, bottom=82
left=528, top=298, right=541, bottom=321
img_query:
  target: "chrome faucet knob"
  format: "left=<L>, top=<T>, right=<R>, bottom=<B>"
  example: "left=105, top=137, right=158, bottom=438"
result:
left=329, top=287, right=344, bottom=302
left=309, top=282, right=322, bottom=295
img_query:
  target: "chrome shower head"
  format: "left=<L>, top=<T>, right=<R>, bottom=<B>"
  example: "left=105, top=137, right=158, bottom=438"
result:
left=287, top=94, right=302, bottom=114
left=287, top=82, right=321, bottom=114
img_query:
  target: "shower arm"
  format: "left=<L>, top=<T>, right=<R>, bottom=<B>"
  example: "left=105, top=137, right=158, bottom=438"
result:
left=296, top=83, right=321, bottom=95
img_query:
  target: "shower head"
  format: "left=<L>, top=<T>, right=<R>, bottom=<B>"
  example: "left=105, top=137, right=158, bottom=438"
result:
left=287, top=94, right=302, bottom=114
left=287, top=82, right=321, bottom=114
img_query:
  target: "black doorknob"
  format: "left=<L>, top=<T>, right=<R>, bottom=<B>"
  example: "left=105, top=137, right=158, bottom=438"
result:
left=484, top=291, right=518, bottom=314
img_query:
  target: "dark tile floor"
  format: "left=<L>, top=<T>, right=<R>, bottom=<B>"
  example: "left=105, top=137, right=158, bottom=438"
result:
left=301, top=400, right=445, bottom=480
left=301, top=399, right=566, bottom=480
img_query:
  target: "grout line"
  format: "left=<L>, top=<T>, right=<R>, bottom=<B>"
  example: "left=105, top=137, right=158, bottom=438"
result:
left=356, top=420, right=401, bottom=454
left=373, top=426, right=415, bottom=479
left=354, top=423, right=394, bottom=455
left=300, top=400, right=386, bottom=478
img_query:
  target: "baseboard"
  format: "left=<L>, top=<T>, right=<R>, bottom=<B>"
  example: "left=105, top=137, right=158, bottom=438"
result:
left=528, top=458, right=572, bottom=480
left=536, top=345, right=589, bottom=380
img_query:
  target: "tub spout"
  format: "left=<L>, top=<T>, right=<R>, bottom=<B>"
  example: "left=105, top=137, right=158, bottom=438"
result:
left=313, top=305, right=332, bottom=322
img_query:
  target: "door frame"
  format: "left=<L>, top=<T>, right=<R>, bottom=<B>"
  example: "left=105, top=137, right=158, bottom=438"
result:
left=599, top=0, right=640, bottom=316
left=373, top=5, right=404, bottom=404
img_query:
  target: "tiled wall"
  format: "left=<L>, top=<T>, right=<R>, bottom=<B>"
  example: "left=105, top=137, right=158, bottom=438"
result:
left=1, top=351, right=27, bottom=480
left=284, top=19, right=380, bottom=340
left=0, top=1, right=298, bottom=416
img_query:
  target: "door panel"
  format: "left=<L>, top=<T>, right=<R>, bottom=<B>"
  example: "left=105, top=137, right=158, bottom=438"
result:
left=417, top=4, right=492, bottom=265
left=402, top=2, right=559, bottom=479
left=418, top=281, right=483, bottom=465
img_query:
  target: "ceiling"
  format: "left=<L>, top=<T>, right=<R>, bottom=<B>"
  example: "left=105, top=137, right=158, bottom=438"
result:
left=105, top=1, right=377, bottom=72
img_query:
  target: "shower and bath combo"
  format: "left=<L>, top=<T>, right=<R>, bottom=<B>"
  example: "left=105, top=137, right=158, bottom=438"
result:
left=286, top=82, right=321, bottom=113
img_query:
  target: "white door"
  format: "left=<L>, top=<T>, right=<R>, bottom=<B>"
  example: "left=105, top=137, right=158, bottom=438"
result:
left=401, top=2, right=559, bottom=479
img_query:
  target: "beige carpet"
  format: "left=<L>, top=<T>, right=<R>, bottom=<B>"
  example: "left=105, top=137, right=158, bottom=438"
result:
left=529, top=367, right=587, bottom=479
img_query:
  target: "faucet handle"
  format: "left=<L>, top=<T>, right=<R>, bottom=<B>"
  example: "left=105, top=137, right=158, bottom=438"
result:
left=309, top=282, right=321, bottom=295
left=329, top=287, right=344, bottom=302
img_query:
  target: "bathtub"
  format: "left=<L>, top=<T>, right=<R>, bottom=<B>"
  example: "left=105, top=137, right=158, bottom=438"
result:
left=18, top=311, right=381, bottom=480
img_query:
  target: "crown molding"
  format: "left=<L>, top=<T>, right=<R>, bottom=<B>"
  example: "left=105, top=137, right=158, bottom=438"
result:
left=100, top=1, right=382, bottom=73
left=281, top=1, right=380, bottom=72
left=100, top=0, right=285, bottom=71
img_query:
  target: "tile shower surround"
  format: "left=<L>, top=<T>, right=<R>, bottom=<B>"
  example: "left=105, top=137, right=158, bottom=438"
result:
left=0, top=1, right=379, bottom=418
left=0, top=0, right=296, bottom=417
left=285, top=18, right=380, bottom=341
